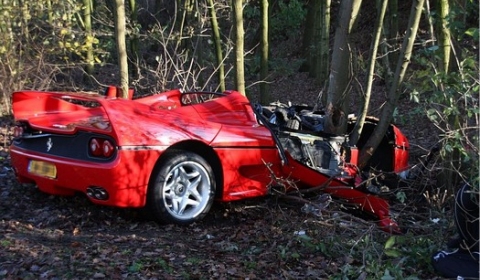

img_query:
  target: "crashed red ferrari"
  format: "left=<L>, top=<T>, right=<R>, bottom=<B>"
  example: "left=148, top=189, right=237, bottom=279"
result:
left=10, top=88, right=409, bottom=233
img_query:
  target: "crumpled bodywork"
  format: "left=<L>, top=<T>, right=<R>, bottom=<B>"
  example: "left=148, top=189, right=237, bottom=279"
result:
left=9, top=88, right=409, bottom=233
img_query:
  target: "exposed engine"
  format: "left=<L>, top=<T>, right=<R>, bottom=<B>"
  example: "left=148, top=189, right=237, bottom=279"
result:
left=278, top=131, right=347, bottom=176
left=263, top=102, right=356, bottom=178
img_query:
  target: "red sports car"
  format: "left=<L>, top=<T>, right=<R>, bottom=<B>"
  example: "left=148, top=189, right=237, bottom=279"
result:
left=9, top=88, right=409, bottom=233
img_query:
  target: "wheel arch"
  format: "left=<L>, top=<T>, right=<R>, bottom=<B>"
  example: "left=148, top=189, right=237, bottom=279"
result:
left=147, top=140, right=224, bottom=199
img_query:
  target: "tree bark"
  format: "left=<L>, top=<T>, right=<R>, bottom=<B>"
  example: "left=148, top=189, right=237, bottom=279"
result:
left=129, top=0, right=139, bottom=77
left=83, top=0, right=94, bottom=75
left=259, top=0, right=269, bottom=103
left=233, top=0, right=246, bottom=95
left=358, top=0, right=426, bottom=169
left=350, top=0, right=388, bottom=146
left=311, top=0, right=331, bottom=88
left=381, top=0, right=398, bottom=88
left=437, top=0, right=451, bottom=72
left=113, top=0, right=129, bottom=98
left=300, top=1, right=320, bottom=73
left=207, top=0, right=225, bottom=92
left=324, top=0, right=362, bottom=135
left=423, top=0, right=436, bottom=47
left=302, top=0, right=331, bottom=87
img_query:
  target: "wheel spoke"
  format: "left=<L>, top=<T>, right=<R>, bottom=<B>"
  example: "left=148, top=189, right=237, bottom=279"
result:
left=158, top=158, right=213, bottom=221
left=177, top=196, right=200, bottom=214
left=171, top=197, right=180, bottom=213
left=188, top=178, right=203, bottom=201
left=179, top=166, right=200, bottom=181
left=164, top=179, right=174, bottom=192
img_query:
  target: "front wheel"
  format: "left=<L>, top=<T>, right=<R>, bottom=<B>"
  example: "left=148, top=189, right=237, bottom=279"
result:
left=147, top=150, right=216, bottom=224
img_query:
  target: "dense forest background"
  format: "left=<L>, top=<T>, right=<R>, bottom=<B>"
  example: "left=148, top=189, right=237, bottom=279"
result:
left=0, top=0, right=479, bottom=278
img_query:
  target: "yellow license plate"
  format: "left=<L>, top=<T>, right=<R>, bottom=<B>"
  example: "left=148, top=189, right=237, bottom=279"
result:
left=28, top=160, right=57, bottom=179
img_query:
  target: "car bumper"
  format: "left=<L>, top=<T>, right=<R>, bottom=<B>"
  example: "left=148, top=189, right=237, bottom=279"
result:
left=10, top=146, right=163, bottom=207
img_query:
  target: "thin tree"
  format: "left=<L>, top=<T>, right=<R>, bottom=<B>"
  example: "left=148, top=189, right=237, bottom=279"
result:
left=382, top=0, right=399, bottom=86
left=350, top=0, right=389, bottom=145
left=113, top=0, right=129, bottom=98
left=301, top=0, right=331, bottom=88
left=301, top=0, right=315, bottom=72
left=358, top=0, right=426, bottom=168
left=232, top=0, right=246, bottom=95
left=324, top=0, right=362, bottom=135
left=175, top=0, right=195, bottom=50
left=314, top=0, right=331, bottom=87
left=82, top=0, right=94, bottom=75
left=207, top=0, right=225, bottom=92
left=437, top=0, right=451, bottom=72
left=423, top=0, right=436, bottom=48
left=259, top=0, right=269, bottom=103
left=129, top=0, right=139, bottom=75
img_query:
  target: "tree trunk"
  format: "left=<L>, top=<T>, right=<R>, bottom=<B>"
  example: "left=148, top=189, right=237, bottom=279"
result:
left=113, top=0, right=129, bottom=98
left=233, top=0, right=246, bottom=95
left=303, top=0, right=331, bottom=89
left=437, top=0, right=451, bottom=72
left=129, top=0, right=139, bottom=77
left=207, top=0, right=225, bottom=92
left=301, top=0, right=315, bottom=72
left=259, top=0, right=269, bottom=103
left=423, top=0, right=436, bottom=47
left=358, top=0, right=426, bottom=169
left=350, top=0, right=388, bottom=146
left=381, top=0, right=398, bottom=87
left=175, top=0, right=195, bottom=50
left=388, top=0, right=398, bottom=41
left=83, top=0, right=94, bottom=75
left=311, top=0, right=331, bottom=89
left=324, top=0, right=362, bottom=135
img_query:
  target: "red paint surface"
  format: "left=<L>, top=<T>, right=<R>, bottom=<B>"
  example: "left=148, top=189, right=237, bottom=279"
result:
left=10, top=89, right=408, bottom=233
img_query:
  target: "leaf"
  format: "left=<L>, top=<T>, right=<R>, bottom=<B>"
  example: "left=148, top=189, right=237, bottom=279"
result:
left=465, top=28, right=479, bottom=41
left=381, top=269, right=395, bottom=280
left=384, top=236, right=396, bottom=249
left=426, top=45, right=439, bottom=52
left=291, top=252, right=300, bottom=259
left=384, top=249, right=401, bottom=258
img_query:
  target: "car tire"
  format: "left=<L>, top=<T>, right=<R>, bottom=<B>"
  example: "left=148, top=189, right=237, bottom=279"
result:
left=147, top=150, right=216, bottom=225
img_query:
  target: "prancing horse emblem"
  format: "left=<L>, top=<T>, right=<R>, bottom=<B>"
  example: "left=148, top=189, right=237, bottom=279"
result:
left=46, top=138, right=53, bottom=152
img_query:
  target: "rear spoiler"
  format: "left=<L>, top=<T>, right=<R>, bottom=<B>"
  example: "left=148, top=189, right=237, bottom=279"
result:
left=12, top=86, right=136, bottom=120
left=12, top=90, right=104, bottom=120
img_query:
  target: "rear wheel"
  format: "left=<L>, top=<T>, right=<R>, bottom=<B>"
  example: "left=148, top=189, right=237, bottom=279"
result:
left=147, top=150, right=216, bottom=224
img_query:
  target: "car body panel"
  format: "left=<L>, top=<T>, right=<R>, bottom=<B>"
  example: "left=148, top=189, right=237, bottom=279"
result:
left=281, top=153, right=397, bottom=232
left=214, top=146, right=281, bottom=200
left=10, top=88, right=409, bottom=233
left=11, top=146, right=163, bottom=206
left=10, top=89, right=280, bottom=204
left=392, top=126, right=410, bottom=173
